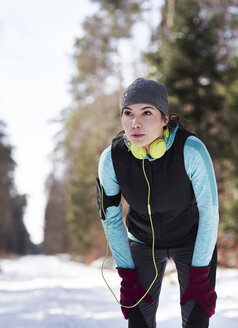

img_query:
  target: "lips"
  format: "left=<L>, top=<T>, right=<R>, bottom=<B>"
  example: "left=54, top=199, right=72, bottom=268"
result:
left=131, top=133, right=145, bottom=139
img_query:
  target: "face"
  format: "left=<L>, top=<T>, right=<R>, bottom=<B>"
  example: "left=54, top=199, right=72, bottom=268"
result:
left=121, top=103, right=168, bottom=153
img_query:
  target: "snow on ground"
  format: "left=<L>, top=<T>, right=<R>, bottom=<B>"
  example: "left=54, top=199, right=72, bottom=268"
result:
left=0, top=255, right=237, bottom=328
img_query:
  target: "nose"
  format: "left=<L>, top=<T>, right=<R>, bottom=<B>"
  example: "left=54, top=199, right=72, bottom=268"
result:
left=131, top=117, right=142, bottom=129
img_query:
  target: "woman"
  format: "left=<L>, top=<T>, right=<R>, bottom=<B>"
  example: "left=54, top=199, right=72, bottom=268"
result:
left=97, top=78, right=219, bottom=328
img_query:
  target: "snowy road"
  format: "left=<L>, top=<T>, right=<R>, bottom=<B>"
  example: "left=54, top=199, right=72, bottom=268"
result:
left=0, top=255, right=237, bottom=328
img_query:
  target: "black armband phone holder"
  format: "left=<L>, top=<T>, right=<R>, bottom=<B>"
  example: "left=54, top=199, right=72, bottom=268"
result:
left=96, top=177, right=121, bottom=220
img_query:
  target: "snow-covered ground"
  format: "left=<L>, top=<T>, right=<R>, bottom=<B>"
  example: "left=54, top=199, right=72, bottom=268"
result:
left=0, top=255, right=237, bottom=328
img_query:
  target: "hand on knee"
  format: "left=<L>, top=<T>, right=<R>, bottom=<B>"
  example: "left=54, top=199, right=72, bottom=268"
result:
left=117, top=268, right=154, bottom=319
left=180, top=266, right=217, bottom=318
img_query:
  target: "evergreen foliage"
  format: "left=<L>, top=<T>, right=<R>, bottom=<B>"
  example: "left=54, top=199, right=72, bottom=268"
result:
left=0, top=121, right=36, bottom=254
left=43, top=174, right=71, bottom=254
left=144, top=0, right=238, bottom=237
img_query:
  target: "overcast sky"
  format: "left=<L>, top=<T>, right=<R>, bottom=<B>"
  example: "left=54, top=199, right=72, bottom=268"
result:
left=0, top=0, right=98, bottom=243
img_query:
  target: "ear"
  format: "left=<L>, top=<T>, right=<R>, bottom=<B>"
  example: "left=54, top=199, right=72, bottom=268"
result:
left=163, top=115, right=169, bottom=126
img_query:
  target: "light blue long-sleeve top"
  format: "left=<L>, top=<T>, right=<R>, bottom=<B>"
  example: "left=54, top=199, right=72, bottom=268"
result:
left=98, top=124, right=219, bottom=268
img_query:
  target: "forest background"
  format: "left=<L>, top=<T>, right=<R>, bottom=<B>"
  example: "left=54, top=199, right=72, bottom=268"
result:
left=1, top=0, right=238, bottom=268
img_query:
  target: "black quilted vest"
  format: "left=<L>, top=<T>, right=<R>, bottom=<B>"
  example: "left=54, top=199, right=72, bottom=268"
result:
left=111, top=128, right=199, bottom=248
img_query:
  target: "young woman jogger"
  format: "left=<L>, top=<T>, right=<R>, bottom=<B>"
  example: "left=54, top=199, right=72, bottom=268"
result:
left=97, top=78, right=218, bottom=327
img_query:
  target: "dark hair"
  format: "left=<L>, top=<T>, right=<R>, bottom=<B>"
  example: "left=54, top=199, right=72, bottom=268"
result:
left=116, top=113, right=185, bottom=139
left=164, top=113, right=185, bottom=132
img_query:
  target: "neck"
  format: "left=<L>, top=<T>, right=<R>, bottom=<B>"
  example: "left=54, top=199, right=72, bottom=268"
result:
left=145, top=131, right=164, bottom=155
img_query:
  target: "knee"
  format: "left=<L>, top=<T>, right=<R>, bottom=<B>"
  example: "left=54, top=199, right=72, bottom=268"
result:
left=129, top=305, right=156, bottom=328
left=184, top=304, right=209, bottom=328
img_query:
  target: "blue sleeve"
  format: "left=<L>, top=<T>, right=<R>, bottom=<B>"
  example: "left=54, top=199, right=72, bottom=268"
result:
left=184, top=136, right=219, bottom=267
left=98, top=145, right=135, bottom=269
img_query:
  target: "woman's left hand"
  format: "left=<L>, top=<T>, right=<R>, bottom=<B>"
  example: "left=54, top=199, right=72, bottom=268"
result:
left=180, top=266, right=217, bottom=317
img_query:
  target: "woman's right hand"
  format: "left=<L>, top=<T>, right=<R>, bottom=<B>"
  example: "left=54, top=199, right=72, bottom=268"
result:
left=117, top=268, right=154, bottom=319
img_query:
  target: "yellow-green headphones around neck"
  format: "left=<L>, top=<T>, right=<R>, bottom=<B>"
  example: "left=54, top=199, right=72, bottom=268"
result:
left=128, top=126, right=170, bottom=160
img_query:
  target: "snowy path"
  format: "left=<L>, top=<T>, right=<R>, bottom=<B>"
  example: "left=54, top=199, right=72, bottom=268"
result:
left=0, top=255, right=237, bottom=328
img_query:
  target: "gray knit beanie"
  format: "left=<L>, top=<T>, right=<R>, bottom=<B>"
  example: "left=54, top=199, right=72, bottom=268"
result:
left=121, top=78, right=169, bottom=116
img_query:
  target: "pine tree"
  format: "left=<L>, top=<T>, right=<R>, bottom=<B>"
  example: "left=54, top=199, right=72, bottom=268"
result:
left=0, top=121, right=35, bottom=254
left=43, top=173, right=71, bottom=254
left=144, top=0, right=238, bottom=237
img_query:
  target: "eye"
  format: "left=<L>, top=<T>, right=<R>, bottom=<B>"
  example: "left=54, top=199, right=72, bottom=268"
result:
left=123, top=110, right=132, bottom=116
left=143, top=110, right=152, bottom=115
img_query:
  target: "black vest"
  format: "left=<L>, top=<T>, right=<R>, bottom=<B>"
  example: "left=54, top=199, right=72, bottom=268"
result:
left=111, top=128, right=199, bottom=248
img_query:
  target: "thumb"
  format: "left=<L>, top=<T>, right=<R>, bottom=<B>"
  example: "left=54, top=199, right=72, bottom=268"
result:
left=144, top=292, right=154, bottom=304
left=180, top=291, right=189, bottom=306
left=136, top=286, right=154, bottom=304
left=121, top=307, right=130, bottom=320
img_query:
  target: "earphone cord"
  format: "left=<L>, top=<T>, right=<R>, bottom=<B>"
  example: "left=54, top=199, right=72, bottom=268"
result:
left=100, top=158, right=158, bottom=309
